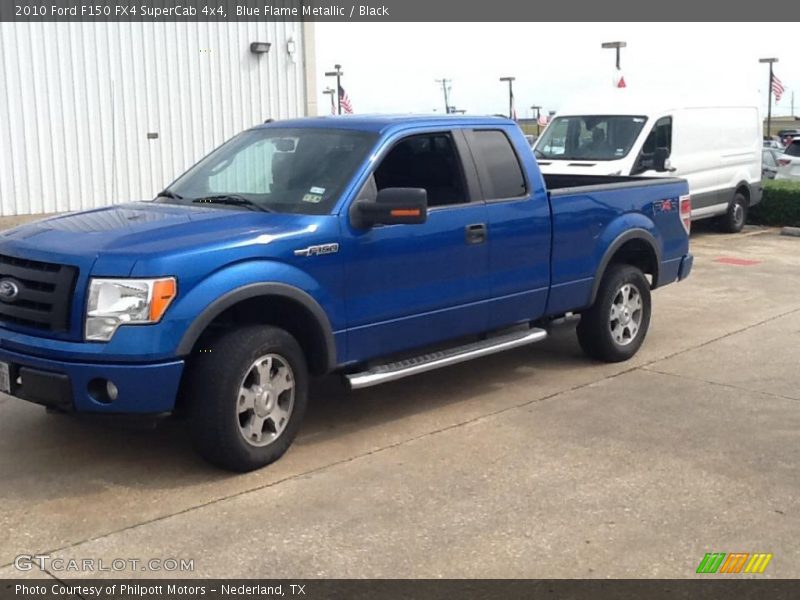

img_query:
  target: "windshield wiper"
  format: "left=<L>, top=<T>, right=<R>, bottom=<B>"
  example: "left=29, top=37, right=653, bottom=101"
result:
left=191, top=195, right=272, bottom=212
left=155, top=189, right=183, bottom=201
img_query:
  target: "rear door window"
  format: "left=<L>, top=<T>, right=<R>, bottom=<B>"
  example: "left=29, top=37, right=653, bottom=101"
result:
left=785, top=141, right=800, bottom=158
left=468, top=130, right=527, bottom=200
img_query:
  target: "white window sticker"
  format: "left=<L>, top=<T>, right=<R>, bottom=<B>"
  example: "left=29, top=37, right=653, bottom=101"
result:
left=302, top=193, right=324, bottom=203
left=310, top=186, right=326, bottom=194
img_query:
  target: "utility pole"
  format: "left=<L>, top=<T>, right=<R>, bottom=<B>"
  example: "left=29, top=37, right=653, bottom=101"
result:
left=324, top=64, right=344, bottom=115
left=759, top=58, right=779, bottom=137
left=499, top=76, right=515, bottom=119
left=531, top=104, right=541, bottom=135
left=435, top=78, right=451, bottom=114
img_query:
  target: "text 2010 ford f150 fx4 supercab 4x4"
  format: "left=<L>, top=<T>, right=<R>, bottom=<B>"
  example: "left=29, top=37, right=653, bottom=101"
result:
left=0, top=115, right=693, bottom=471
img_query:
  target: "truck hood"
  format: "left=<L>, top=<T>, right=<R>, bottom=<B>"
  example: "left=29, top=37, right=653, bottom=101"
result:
left=0, top=202, right=317, bottom=260
left=537, top=160, right=626, bottom=176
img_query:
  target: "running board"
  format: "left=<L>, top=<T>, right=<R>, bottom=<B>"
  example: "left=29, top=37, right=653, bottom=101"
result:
left=346, top=328, right=548, bottom=390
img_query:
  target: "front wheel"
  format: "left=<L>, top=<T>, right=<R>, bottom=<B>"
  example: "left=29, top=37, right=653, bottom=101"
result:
left=186, top=325, right=308, bottom=472
left=720, top=192, right=748, bottom=233
left=577, top=264, right=652, bottom=362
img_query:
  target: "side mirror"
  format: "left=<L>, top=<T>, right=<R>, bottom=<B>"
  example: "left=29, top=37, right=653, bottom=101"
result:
left=653, top=147, right=671, bottom=172
left=353, top=187, right=428, bottom=228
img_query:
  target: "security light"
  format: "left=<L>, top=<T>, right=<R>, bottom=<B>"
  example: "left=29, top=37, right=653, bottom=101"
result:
left=250, top=42, right=271, bottom=55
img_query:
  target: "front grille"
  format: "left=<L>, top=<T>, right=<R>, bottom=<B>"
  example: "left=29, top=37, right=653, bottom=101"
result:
left=0, top=254, right=78, bottom=332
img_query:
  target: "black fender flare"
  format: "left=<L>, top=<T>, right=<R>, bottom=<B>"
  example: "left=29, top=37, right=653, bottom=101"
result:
left=590, top=229, right=662, bottom=303
left=733, top=180, right=752, bottom=205
left=176, top=282, right=337, bottom=373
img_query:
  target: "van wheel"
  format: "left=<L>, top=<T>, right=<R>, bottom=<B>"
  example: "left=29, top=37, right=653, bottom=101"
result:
left=577, top=264, right=651, bottom=363
left=720, top=192, right=747, bottom=233
left=187, top=325, right=308, bottom=472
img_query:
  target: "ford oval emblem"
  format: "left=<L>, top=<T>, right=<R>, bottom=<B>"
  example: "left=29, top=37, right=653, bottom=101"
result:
left=0, top=278, right=20, bottom=302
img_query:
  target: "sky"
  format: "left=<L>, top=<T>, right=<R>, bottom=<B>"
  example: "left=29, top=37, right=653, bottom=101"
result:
left=314, top=23, right=797, bottom=119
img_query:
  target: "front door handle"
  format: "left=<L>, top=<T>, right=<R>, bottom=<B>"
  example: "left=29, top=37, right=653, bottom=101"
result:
left=465, top=223, right=487, bottom=245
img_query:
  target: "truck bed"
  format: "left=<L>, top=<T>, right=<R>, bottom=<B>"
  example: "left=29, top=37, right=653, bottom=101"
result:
left=544, top=173, right=686, bottom=194
left=544, top=173, right=690, bottom=317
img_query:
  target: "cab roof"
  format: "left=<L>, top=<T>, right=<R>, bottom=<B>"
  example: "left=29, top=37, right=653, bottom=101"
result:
left=254, top=114, right=514, bottom=134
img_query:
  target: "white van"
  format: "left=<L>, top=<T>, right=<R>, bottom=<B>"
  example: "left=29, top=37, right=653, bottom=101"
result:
left=534, top=92, right=762, bottom=232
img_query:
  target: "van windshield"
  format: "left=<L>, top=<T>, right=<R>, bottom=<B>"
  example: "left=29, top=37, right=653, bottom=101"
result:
left=535, top=115, right=647, bottom=161
left=159, top=127, right=377, bottom=215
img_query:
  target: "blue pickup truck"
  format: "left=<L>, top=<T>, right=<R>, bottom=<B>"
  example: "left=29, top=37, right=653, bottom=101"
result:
left=0, top=115, right=692, bottom=471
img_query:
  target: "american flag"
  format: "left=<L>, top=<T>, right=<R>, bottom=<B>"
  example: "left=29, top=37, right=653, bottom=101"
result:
left=772, top=74, right=785, bottom=102
left=338, top=85, right=353, bottom=114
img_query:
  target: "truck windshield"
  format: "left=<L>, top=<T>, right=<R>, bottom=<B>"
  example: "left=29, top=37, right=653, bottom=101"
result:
left=535, top=115, right=647, bottom=161
left=160, top=127, right=377, bottom=214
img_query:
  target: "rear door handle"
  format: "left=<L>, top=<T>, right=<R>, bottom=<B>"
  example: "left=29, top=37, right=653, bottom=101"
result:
left=465, top=223, right=487, bottom=244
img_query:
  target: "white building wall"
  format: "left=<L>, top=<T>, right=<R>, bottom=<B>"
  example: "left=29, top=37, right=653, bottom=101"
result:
left=0, top=19, right=313, bottom=216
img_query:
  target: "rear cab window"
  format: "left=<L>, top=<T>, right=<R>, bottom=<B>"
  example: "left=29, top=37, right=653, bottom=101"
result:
left=468, top=129, right=527, bottom=200
left=786, top=140, right=800, bottom=158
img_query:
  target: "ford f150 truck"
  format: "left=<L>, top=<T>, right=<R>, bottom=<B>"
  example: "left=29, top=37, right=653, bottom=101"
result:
left=0, top=115, right=693, bottom=471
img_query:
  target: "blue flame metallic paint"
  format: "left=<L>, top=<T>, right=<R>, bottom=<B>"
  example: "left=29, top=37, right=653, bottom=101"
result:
left=0, top=115, right=691, bottom=413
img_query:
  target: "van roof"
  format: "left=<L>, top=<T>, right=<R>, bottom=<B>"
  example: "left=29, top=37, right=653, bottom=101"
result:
left=554, top=89, right=760, bottom=117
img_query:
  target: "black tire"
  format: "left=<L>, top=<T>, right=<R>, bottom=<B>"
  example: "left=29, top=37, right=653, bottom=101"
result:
left=720, top=191, right=748, bottom=233
left=186, top=325, right=308, bottom=472
left=577, top=264, right=652, bottom=363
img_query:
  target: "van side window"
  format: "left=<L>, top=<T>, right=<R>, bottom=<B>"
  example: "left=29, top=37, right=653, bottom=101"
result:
left=470, top=130, right=527, bottom=199
left=635, top=117, right=672, bottom=173
left=374, top=133, right=468, bottom=207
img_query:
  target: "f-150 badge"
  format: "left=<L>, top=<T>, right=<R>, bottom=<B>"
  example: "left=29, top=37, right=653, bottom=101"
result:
left=294, top=243, right=340, bottom=257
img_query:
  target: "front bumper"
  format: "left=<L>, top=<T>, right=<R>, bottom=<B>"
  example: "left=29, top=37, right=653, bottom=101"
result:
left=0, top=346, right=184, bottom=414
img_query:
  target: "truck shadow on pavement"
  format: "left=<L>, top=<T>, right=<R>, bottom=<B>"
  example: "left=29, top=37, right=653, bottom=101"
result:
left=0, top=325, right=594, bottom=503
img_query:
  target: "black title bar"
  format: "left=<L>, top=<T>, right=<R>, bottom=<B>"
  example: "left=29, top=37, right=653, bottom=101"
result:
left=3, top=579, right=800, bottom=600
left=3, top=0, right=800, bottom=21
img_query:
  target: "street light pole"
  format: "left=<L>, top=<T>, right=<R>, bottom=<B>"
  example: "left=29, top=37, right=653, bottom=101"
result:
left=531, top=104, right=541, bottom=135
left=759, top=58, right=779, bottom=137
left=499, top=76, right=515, bottom=119
left=324, top=64, right=344, bottom=115
left=601, top=41, right=626, bottom=69
left=322, top=87, right=336, bottom=115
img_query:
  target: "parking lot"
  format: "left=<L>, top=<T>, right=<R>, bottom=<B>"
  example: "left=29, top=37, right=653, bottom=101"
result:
left=0, top=225, right=798, bottom=579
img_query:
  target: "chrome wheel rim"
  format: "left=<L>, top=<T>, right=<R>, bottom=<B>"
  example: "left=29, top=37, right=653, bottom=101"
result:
left=236, top=354, right=295, bottom=447
left=733, top=203, right=745, bottom=227
left=609, top=283, right=643, bottom=346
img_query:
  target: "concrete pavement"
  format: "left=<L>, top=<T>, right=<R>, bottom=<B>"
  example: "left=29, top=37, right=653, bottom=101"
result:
left=1, top=226, right=799, bottom=579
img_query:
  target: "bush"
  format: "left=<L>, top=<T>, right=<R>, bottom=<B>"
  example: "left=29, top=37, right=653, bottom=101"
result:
left=748, top=180, right=800, bottom=227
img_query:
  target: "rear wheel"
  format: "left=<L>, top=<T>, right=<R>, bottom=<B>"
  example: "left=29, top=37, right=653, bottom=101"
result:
left=720, top=191, right=748, bottom=233
left=186, top=325, right=308, bottom=472
left=577, top=264, right=652, bottom=362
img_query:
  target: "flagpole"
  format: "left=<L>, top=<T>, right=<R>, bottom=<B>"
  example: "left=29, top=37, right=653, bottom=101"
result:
left=760, top=57, right=779, bottom=137
left=768, top=62, right=773, bottom=137
left=324, top=64, right=344, bottom=115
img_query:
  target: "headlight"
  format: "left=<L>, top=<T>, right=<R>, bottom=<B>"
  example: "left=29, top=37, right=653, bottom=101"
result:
left=85, top=278, right=177, bottom=341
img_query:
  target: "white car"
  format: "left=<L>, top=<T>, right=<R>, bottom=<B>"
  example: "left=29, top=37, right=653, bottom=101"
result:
left=776, top=137, right=800, bottom=181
